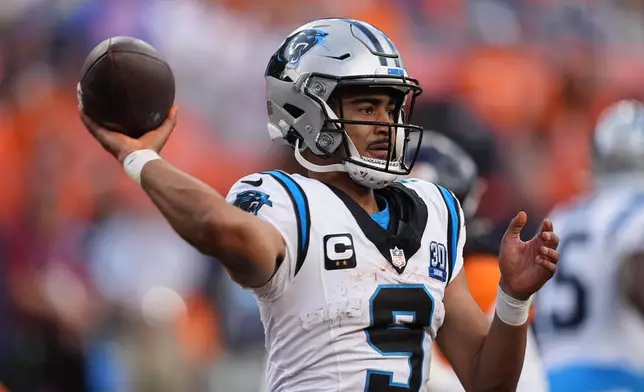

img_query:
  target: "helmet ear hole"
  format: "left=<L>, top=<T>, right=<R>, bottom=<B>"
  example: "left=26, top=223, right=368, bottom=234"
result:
left=283, top=104, right=306, bottom=147
left=284, top=104, right=305, bottom=119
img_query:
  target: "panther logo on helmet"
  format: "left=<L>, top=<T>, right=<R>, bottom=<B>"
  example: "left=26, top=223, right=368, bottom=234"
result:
left=277, top=29, right=328, bottom=68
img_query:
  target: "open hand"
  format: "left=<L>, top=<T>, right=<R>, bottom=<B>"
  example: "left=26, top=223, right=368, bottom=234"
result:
left=498, top=211, right=560, bottom=300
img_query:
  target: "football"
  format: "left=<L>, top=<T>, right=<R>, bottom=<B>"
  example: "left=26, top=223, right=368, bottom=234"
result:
left=78, top=36, right=175, bottom=139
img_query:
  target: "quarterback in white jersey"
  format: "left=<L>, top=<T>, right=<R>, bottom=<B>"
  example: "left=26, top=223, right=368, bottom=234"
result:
left=535, top=100, right=644, bottom=391
left=80, top=17, right=560, bottom=392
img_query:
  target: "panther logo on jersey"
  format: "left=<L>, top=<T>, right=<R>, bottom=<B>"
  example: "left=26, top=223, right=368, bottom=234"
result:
left=278, top=29, right=328, bottom=68
left=232, top=190, right=273, bottom=216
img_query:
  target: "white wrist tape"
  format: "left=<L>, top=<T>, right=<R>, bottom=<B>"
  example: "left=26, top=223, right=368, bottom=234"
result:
left=495, top=286, right=532, bottom=326
left=123, top=149, right=161, bottom=184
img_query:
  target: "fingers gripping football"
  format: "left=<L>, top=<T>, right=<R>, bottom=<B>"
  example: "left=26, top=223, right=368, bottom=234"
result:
left=80, top=106, right=178, bottom=162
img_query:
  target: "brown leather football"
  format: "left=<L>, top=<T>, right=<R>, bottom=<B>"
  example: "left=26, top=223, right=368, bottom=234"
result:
left=78, top=36, right=175, bottom=138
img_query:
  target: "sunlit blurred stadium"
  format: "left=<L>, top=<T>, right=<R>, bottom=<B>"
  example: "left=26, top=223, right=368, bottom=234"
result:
left=2, top=0, right=644, bottom=391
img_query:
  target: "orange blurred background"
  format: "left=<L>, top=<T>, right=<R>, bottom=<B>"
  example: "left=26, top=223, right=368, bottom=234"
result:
left=1, top=0, right=644, bottom=391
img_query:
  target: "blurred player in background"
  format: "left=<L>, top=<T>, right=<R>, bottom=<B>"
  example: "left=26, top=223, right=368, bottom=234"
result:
left=535, top=99, right=644, bottom=391
left=414, top=131, right=548, bottom=392
left=80, top=18, right=559, bottom=391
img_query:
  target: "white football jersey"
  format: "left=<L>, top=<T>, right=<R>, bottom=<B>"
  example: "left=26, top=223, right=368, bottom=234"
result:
left=535, top=186, right=644, bottom=391
left=226, top=171, right=465, bottom=392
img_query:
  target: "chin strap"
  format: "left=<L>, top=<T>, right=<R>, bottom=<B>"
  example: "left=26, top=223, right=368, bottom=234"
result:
left=293, top=139, right=399, bottom=189
left=293, top=139, right=347, bottom=173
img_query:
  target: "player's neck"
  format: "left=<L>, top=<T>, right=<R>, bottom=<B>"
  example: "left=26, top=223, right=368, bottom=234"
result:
left=309, top=171, right=380, bottom=214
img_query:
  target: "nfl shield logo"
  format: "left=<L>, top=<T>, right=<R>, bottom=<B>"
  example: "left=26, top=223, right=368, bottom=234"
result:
left=390, top=247, right=406, bottom=269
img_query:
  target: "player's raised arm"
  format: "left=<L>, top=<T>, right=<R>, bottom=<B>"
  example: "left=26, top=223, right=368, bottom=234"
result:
left=79, top=109, right=284, bottom=289
left=437, top=211, right=559, bottom=392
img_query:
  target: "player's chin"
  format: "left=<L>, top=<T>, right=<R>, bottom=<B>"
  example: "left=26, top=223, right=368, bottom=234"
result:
left=364, top=149, right=401, bottom=165
left=367, top=149, right=390, bottom=160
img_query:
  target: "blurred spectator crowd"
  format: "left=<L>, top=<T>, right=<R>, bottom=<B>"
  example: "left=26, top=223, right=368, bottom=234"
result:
left=1, top=0, right=644, bottom=391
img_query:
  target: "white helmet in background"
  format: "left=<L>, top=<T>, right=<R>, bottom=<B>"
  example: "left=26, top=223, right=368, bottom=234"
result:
left=593, top=99, right=644, bottom=184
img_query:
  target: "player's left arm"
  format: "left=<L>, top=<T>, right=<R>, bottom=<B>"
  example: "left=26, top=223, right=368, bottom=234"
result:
left=437, top=271, right=530, bottom=392
left=437, top=210, right=559, bottom=392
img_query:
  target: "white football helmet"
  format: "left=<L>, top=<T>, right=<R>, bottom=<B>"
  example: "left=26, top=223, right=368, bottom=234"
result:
left=264, top=18, right=424, bottom=188
left=593, top=99, right=644, bottom=184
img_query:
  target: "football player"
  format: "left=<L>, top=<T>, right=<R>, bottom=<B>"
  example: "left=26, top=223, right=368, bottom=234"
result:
left=413, top=131, right=548, bottom=392
left=535, top=99, right=644, bottom=391
left=80, top=18, right=559, bottom=392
